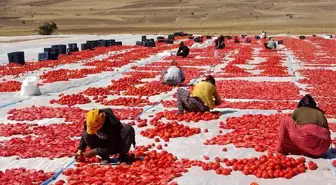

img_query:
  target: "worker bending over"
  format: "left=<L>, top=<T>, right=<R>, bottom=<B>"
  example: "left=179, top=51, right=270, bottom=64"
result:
left=161, top=60, right=185, bottom=86
left=277, top=95, right=331, bottom=157
left=75, top=108, right=136, bottom=164
left=176, top=75, right=221, bottom=114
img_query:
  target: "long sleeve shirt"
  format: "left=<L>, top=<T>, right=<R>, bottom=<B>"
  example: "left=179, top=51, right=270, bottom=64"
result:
left=78, top=108, right=123, bottom=156
left=292, top=107, right=328, bottom=129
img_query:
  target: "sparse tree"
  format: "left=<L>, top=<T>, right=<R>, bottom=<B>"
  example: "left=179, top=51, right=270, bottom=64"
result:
left=38, top=22, right=58, bottom=35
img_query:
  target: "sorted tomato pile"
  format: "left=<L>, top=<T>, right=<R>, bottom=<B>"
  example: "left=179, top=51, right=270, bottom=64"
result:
left=205, top=114, right=289, bottom=152
left=101, top=97, right=153, bottom=107
left=140, top=121, right=201, bottom=140
left=7, top=106, right=86, bottom=122
left=154, top=110, right=221, bottom=122
left=217, top=100, right=296, bottom=110
left=229, top=153, right=311, bottom=179
left=0, top=81, right=22, bottom=92
left=0, top=168, right=54, bottom=185
left=216, top=80, right=300, bottom=100
left=49, top=93, right=91, bottom=105
left=123, top=81, right=174, bottom=96
left=61, top=150, right=186, bottom=185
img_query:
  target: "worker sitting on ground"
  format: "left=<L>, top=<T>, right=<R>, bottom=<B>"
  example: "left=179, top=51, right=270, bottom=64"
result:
left=161, top=60, right=185, bottom=86
left=277, top=94, right=331, bottom=158
left=264, top=38, right=277, bottom=49
left=233, top=36, right=240, bottom=43
left=245, top=36, right=252, bottom=43
left=215, top=35, right=225, bottom=49
left=176, top=75, right=221, bottom=114
left=75, top=108, right=136, bottom=165
left=176, top=42, right=190, bottom=58
left=261, top=31, right=267, bottom=39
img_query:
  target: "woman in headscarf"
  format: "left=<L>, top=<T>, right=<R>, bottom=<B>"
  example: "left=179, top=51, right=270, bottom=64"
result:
left=215, top=35, right=225, bottom=49
left=277, top=95, right=331, bottom=157
left=176, top=75, right=221, bottom=114
left=75, top=108, right=136, bottom=164
left=161, top=60, right=185, bottom=86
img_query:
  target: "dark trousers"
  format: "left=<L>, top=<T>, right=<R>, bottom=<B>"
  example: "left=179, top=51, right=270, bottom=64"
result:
left=177, top=52, right=188, bottom=58
left=84, top=124, right=135, bottom=160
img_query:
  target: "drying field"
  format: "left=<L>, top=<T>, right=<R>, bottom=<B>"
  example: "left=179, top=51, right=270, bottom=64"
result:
left=0, top=35, right=335, bottom=185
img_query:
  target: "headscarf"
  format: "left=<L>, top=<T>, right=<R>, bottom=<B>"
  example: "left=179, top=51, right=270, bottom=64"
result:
left=297, top=94, right=324, bottom=113
left=204, top=75, right=216, bottom=86
left=86, top=109, right=106, bottom=135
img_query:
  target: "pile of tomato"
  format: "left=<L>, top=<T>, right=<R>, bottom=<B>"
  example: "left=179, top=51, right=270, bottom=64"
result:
left=216, top=80, right=300, bottom=100
left=140, top=121, right=201, bottom=140
left=49, top=93, right=91, bottom=105
left=205, top=114, right=289, bottom=152
left=101, top=97, right=153, bottom=107
left=154, top=110, right=221, bottom=122
left=0, top=168, right=54, bottom=185
left=61, top=150, right=186, bottom=185
left=0, top=81, right=22, bottom=92
left=123, top=81, right=174, bottom=96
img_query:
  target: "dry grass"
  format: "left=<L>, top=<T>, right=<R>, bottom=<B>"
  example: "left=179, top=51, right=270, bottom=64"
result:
left=0, top=0, right=335, bottom=36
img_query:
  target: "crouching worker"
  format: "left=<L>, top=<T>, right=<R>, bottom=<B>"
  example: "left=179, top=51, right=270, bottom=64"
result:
left=215, top=35, right=225, bottom=49
left=277, top=95, right=331, bottom=158
left=176, top=42, right=190, bottom=58
left=161, top=60, right=185, bottom=86
left=264, top=38, right=277, bottom=49
left=233, top=36, right=240, bottom=43
left=75, top=108, right=136, bottom=165
left=176, top=75, right=221, bottom=114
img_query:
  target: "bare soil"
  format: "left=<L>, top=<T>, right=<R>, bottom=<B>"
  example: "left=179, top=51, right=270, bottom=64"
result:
left=0, top=0, right=335, bottom=36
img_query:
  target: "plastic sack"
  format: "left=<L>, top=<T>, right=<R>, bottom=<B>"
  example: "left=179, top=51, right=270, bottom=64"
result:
left=20, top=76, right=42, bottom=96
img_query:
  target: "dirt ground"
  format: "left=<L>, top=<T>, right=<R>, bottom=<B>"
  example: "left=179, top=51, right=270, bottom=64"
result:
left=0, top=0, right=335, bottom=36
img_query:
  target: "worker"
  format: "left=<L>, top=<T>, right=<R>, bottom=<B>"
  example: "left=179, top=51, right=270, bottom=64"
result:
left=233, top=36, right=240, bottom=43
left=176, top=75, right=221, bottom=114
left=161, top=60, right=185, bottom=86
left=277, top=95, right=331, bottom=157
left=75, top=108, right=136, bottom=165
left=245, top=36, right=251, bottom=43
left=261, top=31, right=267, bottom=39
left=264, top=38, right=277, bottom=49
left=176, top=42, right=190, bottom=58
left=215, top=35, right=225, bottom=49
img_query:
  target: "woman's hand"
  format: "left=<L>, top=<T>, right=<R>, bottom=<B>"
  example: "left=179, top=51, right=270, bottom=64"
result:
left=83, top=149, right=98, bottom=158
left=74, top=150, right=83, bottom=159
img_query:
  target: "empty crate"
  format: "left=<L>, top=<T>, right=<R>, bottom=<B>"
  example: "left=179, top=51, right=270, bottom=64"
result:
left=38, top=52, right=49, bottom=61
left=8, top=51, right=25, bottom=65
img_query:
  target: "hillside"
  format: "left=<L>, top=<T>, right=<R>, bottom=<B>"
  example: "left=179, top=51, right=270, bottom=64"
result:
left=0, top=0, right=335, bottom=35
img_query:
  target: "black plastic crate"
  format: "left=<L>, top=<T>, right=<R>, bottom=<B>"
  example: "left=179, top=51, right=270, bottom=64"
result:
left=68, top=43, right=77, bottom=49
left=8, top=51, right=25, bottom=65
left=38, top=52, right=49, bottom=61
left=81, top=43, right=92, bottom=51
left=107, top=39, right=116, bottom=46
left=136, top=41, right=143, bottom=46
left=141, top=36, right=147, bottom=42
